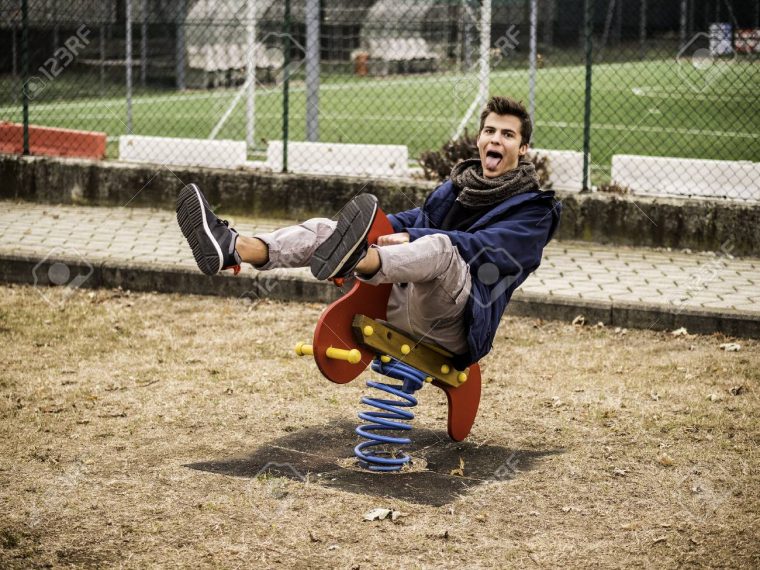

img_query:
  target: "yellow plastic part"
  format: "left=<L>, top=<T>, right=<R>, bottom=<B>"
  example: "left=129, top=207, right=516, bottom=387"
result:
left=295, top=342, right=313, bottom=356
left=363, top=325, right=374, bottom=337
left=400, top=344, right=411, bottom=355
left=325, top=346, right=362, bottom=364
left=457, top=372, right=467, bottom=383
left=440, top=364, right=450, bottom=374
left=425, top=376, right=433, bottom=383
left=380, top=355, right=392, bottom=363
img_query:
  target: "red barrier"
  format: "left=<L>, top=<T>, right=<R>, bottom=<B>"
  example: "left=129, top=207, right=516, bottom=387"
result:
left=0, top=121, right=106, bottom=160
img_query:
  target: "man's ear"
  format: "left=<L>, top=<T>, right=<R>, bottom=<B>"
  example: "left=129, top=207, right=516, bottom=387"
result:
left=518, top=142, right=529, bottom=156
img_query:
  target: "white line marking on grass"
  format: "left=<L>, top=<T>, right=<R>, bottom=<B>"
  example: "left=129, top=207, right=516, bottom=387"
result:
left=631, top=86, right=756, bottom=101
left=537, top=120, right=760, bottom=140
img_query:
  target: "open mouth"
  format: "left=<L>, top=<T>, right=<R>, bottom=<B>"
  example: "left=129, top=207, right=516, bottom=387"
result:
left=485, top=150, right=503, bottom=170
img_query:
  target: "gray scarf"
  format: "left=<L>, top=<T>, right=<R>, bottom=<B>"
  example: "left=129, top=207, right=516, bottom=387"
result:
left=450, top=158, right=540, bottom=208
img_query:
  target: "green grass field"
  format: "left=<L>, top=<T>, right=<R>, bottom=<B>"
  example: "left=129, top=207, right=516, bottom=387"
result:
left=1, top=58, right=758, bottom=182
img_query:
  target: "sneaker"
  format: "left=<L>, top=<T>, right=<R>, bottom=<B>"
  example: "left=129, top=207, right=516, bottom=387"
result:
left=176, top=183, right=241, bottom=275
left=310, top=193, right=378, bottom=281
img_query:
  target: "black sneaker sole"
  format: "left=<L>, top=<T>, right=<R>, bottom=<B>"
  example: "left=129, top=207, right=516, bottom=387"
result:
left=176, top=183, right=223, bottom=276
left=310, top=194, right=378, bottom=280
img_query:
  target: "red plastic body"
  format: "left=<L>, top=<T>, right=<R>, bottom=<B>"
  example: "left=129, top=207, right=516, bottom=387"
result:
left=311, top=207, right=482, bottom=441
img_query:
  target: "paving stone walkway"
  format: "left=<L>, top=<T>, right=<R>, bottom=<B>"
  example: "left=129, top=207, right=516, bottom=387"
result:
left=2, top=201, right=759, bottom=332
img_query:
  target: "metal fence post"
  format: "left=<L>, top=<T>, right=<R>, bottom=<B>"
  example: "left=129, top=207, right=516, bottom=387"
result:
left=478, top=0, right=492, bottom=110
left=21, top=0, right=29, bottom=156
left=176, top=0, right=186, bottom=91
left=141, top=0, right=148, bottom=87
left=246, top=0, right=257, bottom=149
left=582, top=0, right=594, bottom=192
left=282, top=0, right=291, bottom=172
left=639, top=0, right=647, bottom=61
left=126, top=0, right=133, bottom=132
left=679, top=0, right=687, bottom=48
left=100, top=3, right=107, bottom=94
left=305, top=0, right=320, bottom=142
left=528, top=0, right=538, bottom=132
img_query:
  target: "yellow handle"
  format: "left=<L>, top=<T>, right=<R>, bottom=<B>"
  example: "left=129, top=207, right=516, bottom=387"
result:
left=295, top=342, right=313, bottom=356
left=325, top=346, right=362, bottom=364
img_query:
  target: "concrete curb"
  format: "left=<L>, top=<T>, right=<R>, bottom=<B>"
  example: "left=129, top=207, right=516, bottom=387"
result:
left=3, top=252, right=758, bottom=340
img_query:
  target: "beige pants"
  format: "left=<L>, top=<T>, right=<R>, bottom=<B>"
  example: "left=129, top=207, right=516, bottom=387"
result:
left=254, top=218, right=471, bottom=354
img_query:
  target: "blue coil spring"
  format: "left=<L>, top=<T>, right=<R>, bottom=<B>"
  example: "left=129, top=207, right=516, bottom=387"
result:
left=354, top=357, right=428, bottom=472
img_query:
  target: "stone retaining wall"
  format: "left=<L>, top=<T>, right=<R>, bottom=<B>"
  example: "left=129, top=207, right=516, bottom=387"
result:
left=2, top=154, right=758, bottom=256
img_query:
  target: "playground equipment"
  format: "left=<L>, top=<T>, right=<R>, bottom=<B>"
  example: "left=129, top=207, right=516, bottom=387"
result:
left=295, top=204, right=481, bottom=472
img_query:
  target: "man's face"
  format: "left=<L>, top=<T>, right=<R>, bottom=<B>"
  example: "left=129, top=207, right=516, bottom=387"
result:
left=476, top=113, right=528, bottom=178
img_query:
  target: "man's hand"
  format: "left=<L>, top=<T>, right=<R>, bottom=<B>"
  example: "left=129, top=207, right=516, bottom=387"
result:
left=377, top=232, right=410, bottom=246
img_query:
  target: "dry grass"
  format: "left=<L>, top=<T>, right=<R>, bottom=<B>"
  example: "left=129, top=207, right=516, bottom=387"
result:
left=0, top=284, right=758, bottom=569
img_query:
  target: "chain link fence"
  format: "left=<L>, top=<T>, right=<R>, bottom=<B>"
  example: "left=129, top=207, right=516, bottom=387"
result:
left=1, top=0, right=759, bottom=200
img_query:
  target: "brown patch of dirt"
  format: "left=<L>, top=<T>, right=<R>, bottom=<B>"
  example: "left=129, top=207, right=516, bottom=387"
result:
left=0, top=284, right=758, bottom=568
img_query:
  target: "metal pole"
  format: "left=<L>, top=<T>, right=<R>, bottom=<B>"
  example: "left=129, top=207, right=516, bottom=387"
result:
left=478, top=0, right=491, bottom=110
left=126, top=0, right=133, bottom=131
left=21, top=0, right=29, bottom=155
left=53, top=0, right=59, bottom=51
left=679, top=0, right=687, bottom=48
left=639, top=0, right=647, bottom=60
left=528, top=0, right=538, bottom=132
left=543, top=0, right=555, bottom=48
left=12, top=20, right=18, bottom=77
left=246, top=0, right=257, bottom=148
left=141, top=0, right=148, bottom=87
left=176, top=0, right=186, bottom=90
left=100, top=2, right=107, bottom=94
left=462, top=0, right=471, bottom=70
left=282, top=0, right=291, bottom=172
left=582, top=0, right=594, bottom=192
left=305, top=0, right=320, bottom=142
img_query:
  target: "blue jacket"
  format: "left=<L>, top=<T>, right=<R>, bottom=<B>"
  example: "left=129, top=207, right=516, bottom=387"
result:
left=388, top=180, right=561, bottom=365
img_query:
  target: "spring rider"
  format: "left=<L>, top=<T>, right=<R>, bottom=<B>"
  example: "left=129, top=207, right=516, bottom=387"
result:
left=294, top=203, right=481, bottom=472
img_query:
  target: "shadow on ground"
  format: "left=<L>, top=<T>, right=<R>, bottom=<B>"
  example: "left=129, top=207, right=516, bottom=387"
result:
left=187, top=420, right=561, bottom=506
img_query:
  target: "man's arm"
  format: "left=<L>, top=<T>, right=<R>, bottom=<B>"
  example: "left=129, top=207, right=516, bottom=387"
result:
left=405, top=204, right=555, bottom=277
left=387, top=207, right=421, bottom=233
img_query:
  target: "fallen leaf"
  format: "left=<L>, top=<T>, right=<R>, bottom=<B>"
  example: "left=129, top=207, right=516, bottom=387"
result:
left=671, top=327, right=688, bottom=337
left=362, top=508, right=404, bottom=522
left=650, top=392, right=660, bottom=401
left=613, top=468, right=627, bottom=477
left=620, top=522, right=640, bottom=530
left=363, top=508, right=391, bottom=521
left=450, top=457, right=465, bottom=477
left=572, top=315, right=586, bottom=326
left=719, top=342, right=741, bottom=352
left=652, top=536, right=667, bottom=544
left=729, top=385, right=745, bottom=396
left=308, top=531, right=321, bottom=543
left=707, top=393, right=722, bottom=402
left=657, top=453, right=675, bottom=466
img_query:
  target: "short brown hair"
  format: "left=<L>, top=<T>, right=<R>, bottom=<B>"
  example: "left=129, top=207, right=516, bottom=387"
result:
left=478, top=96, right=532, bottom=146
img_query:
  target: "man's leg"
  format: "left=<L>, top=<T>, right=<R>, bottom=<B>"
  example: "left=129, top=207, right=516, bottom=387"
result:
left=236, top=218, right=336, bottom=269
left=177, top=183, right=373, bottom=276
left=359, top=234, right=472, bottom=355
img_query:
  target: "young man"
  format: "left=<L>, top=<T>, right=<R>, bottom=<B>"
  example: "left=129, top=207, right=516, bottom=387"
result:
left=176, top=96, right=561, bottom=367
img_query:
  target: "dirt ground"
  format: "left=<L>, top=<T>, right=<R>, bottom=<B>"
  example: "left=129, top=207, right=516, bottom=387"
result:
left=1, top=284, right=758, bottom=569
